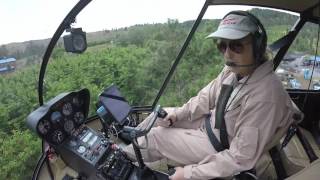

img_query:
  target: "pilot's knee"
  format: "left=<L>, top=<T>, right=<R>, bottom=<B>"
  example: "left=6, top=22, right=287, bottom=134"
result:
left=147, top=127, right=173, bottom=145
left=126, top=127, right=171, bottom=151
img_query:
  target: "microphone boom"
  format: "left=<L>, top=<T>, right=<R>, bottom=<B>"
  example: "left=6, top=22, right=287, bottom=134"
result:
left=225, top=61, right=255, bottom=67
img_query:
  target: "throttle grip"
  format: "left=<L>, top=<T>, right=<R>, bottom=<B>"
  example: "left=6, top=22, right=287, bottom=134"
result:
left=157, top=107, right=168, bottom=118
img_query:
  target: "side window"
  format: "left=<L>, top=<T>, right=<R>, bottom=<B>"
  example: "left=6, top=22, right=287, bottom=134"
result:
left=275, top=22, right=319, bottom=90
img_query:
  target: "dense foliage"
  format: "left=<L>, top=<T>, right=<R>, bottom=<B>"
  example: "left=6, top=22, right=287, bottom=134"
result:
left=1, top=8, right=315, bottom=179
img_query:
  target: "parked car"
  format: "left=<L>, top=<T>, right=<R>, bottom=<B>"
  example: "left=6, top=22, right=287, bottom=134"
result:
left=313, top=83, right=320, bottom=90
left=289, top=78, right=301, bottom=89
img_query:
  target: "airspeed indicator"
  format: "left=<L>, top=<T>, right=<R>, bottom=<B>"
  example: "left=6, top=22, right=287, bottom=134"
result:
left=62, top=103, right=73, bottom=116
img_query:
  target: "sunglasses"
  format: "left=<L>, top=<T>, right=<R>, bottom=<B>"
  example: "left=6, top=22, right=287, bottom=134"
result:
left=217, top=40, right=250, bottom=54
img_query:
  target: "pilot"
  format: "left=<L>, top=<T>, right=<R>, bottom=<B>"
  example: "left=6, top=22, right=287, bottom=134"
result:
left=124, top=11, right=302, bottom=180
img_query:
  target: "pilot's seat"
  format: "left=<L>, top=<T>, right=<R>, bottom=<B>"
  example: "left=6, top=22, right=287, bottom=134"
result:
left=162, top=102, right=305, bottom=180
left=256, top=117, right=320, bottom=179
left=285, top=158, right=320, bottom=180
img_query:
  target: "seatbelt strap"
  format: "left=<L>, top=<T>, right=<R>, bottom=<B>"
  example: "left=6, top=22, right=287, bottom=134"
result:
left=215, top=84, right=234, bottom=149
left=205, top=84, right=257, bottom=179
left=205, top=114, right=224, bottom=152
left=205, top=84, right=233, bottom=151
left=280, top=124, right=298, bottom=149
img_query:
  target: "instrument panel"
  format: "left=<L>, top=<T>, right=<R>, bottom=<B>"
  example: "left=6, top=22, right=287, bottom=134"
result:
left=36, top=97, right=85, bottom=144
left=27, top=89, right=90, bottom=145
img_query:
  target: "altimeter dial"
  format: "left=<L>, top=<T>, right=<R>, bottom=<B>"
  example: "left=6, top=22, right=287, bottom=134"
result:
left=64, top=120, right=75, bottom=133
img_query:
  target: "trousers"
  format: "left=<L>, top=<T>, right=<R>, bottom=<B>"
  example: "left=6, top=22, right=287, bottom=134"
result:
left=123, top=114, right=216, bottom=166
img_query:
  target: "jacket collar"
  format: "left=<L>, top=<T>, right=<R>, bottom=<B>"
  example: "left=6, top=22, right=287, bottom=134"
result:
left=236, top=61, right=274, bottom=84
left=221, top=61, right=273, bottom=109
left=222, top=61, right=274, bottom=86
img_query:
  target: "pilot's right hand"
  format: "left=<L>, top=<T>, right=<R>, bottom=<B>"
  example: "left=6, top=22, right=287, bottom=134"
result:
left=156, top=111, right=176, bottom=128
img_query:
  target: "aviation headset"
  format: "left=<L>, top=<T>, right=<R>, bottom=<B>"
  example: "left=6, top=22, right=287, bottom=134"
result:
left=223, top=10, right=267, bottom=64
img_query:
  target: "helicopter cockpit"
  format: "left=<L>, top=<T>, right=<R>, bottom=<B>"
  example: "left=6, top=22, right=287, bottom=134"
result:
left=6, top=0, right=320, bottom=179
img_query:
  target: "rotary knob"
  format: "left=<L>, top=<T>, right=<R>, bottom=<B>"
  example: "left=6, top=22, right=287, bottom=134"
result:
left=77, top=145, right=86, bottom=154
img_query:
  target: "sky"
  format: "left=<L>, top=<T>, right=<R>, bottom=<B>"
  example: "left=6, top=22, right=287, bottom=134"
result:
left=0, top=0, right=251, bottom=46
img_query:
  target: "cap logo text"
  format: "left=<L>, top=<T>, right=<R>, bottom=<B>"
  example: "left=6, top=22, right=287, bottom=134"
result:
left=221, top=18, right=239, bottom=25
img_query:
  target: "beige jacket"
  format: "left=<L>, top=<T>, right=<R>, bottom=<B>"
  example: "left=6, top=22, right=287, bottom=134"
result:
left=170, top=61, right=301, bottom=179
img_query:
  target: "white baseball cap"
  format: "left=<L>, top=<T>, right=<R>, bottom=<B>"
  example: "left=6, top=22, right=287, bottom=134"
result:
left=206, top=13, right=258, bottom=40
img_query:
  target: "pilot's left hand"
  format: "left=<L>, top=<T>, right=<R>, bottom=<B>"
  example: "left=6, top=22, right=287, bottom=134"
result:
left=169, top=167, right=186, bottom=180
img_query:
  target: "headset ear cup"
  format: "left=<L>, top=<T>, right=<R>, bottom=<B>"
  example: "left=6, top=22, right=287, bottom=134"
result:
left=256, top=30, right=267, bottom=62
left=255, top=32, right=263, bottom=61
left=252, top=34, right=259, bottom=61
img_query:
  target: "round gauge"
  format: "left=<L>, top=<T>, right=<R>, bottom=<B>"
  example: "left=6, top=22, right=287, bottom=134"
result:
left=77, top=145, right=86, bottom=154
left=72, top=96, right=83, bottom=107
left=51, top=111, right=62, bottom=124
left=64, top=120, right=75, bottom=133
left=74, top=112, right=85, bottom=124
left=52, top=130, right=65, bottom=144
left=37, top=119, right=51, bottom=135
left=62, top=103, right=73, bottom=116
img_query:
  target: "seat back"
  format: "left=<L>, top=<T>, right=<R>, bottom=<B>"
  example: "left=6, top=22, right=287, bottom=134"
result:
left=255, top=102, right=304, bottom=178
left=280, top=127, right=320, bottom=176
left=285, top=159, right=320, bottom=180
left=265, top=101, right=303, bottom=152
